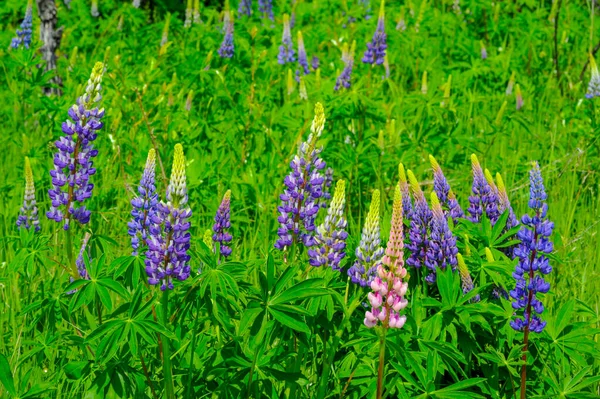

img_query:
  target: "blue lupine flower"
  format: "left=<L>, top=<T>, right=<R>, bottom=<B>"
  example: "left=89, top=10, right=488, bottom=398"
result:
left=76, top=233, right=92, bottom=279
left=362, top=1, right=387, bottom=65
left=258, top=0, right=274, bottom=20
left=510, top=162, right=553, bottom=333
left=218, top=11, right=234, bottom=58
left=17, top=157, right=40, bottom=232
left=311, top=56, right=319, bottom=71
left=275, top=104, right=327, bottom=250
left=424, top=192, right=458, bottom=284
left=348, top=190, right=383, bottom=286
left=297, top=31, right=310, bottom=75
left=335, top=42, right=355, bottom=91
left=47, top=63, right=105, bottom=230
left=467, top=154, right=500, bottom=225
left=128, top=149, right=159, bottom=255
left=405, top=170, right=432, bottom=270
left=238, top=0, right=252, bottom=16
left=586, top=54, right=600, bottom=99
left=213, top=190, right=233, bottom=260
left=429, top=155, right=464, bottom=223
left=11, top=4, right=33, bottom=50
left=278, top=14, right=295, bottom=65
left=145, top=144, right=192, bottom=290
left=308, top=180, right=348, bottom=270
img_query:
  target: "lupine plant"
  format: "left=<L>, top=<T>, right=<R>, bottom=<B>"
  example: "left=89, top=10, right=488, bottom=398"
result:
left=10, top=1, right=33, bottom=49
left=278, top=14, right=295, bottom=65
left=363, top=0, right=387, bottom=65
left=16, top=157, right=40, bottom=232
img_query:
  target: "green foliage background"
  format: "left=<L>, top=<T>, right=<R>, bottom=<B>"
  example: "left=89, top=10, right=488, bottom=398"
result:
left=0, top=0, right=599, bottom=397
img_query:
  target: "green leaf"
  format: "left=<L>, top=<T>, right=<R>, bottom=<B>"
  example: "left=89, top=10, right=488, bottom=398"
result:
left=97, top=278, right=129, bottom=299
left=0, top=354, right=16, bottom=396
left=271, top=278, right=328, bottom=305
left=268, top=307, right=310, bottom=334
left=64, top=361, right=91, bottom=380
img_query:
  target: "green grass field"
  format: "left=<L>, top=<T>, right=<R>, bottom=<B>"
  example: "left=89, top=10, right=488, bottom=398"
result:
left=1, top=0, right=599, bottom=397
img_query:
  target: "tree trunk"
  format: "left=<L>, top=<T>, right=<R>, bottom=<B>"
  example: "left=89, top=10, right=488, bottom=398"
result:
left=36, top=0, right=64, bottom=96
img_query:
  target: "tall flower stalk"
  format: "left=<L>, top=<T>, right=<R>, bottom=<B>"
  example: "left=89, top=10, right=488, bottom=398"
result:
left=348, top=190, right=383, bottom=286
left=363, top=0, right=387, bottom=65
left=429, top=155, right=463, bottom=223
left=424, top=192, right=458, bottom=284
left=297, top=31, right=310, bottom=75
left=218, top=10, right=234, bottom=58
left=335, top=41, right=356, bottom=91
left=17, top=157, right=40, bottom=232
left=467, top=154, right=499, bottom=224
left=457, top=253, right=479, bottom=302
left=213, top=190, right=233, bottom=262
left=238, top=0, right=252, bottom=16
left=278, top=14, right=295, bottom=65
left=275, top=103, right=327, bottom=252
left=128, top=149, right=158, bottom=255
left=364, top=184, right=408, bottom=399
left=398, top=163, right=412, bottom=220
left=405, top=170, right=432, bottom=271
left=11, top=1, right=33, bottom=49
left=586, top=53, right=600, bottom=99
left=509, top=163, right=553, bottom=399
left=308, top=180, right=348, bottom=270
left=258, top=0, right=273, bottom=20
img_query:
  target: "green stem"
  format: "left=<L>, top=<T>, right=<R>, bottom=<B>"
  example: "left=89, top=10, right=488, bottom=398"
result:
left=162, top=290, right=175, bottom=399
left=376, top=328, right=387, bottom=399
left=65, top=228, right=77, bottom=278
left=185, top=297, right=202, bottom=399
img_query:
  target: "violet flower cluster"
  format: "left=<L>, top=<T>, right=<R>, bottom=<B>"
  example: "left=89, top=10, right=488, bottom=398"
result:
left=510, top=163, right=553, bottom=333
left=145, top=144, right=192, bottom=290
left=457, top=253, right=479, bottom=302
left=398, top=163, right=413, bottom=221
left=238, top=0, right=252, bottom=16
left=17, top=157, right=40, bottom=232
left=362, top=2, right=387, bottom=65
left=424, top=192, right=458, bottom=284
left=128, top=149, right=159, bottom=255
left=213, top=190, right=233, bottom=260
left=11, top=4, right=32, bottom=49
left=278, top=14, right=295, bottom=65
left=258, top=0, right=273, bottom=20
left=297, top=31, right=310, bottom=75
left=275, top=103, right=327, bottom=250
left=429, top=155, right=464, bottom=223
left=467, top=154, right=499, bottom=225
left=47, top=62, right=105, bottom=230
left=405, top=170, right=432, bottom=270
left=218, top=11, right=234, bottom=58
left=364, top=184, right=409, bottom=329
left=586, top=54, right=600, bottom=99
left=335, top=42, right=355, bottom=91
left=308, top=180, right=348, bottom=270
left=348, top=190, right=384, bottom=286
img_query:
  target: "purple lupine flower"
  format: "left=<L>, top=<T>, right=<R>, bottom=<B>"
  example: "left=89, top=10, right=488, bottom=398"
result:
left=275, top=103, right=327, bottom=250
left=128, top=149, right=159, bottom=255
left=457, top=253, right=480, bottom=302
left=145, top=144, right=192, bottom=290
left=398, top=163, right=413, bottom=221
left=308, top=180, right=348, bottom=270
left=258, top=0, right=274, bottom=20
left=213, top=190, right=233, bottom=260
left=429, top=155, right=464, bottom=223
left=586, top=54, right=600, bottom=99
left=348, top=190, right=383, bottom=286
left=405, top=170, right=432, bottom=270
left=311, top=56, right=319, bottom=71
left=17, top=157, right=40, bottom=232
left=278, top=14, right=295, bottom=65
left=335, top=42, right=355, bottom=91
left=11, top=4, right=33, bottom=50
left=218, top=11, right=235, bottom=58
left=320, top=167, right=333, bottom=208
left=238, top=0, right=252, bottom=16
left=510, top=162, right=553, bottom=333
left=424, top=192, right=458, bottom=284
left=290, top=0, right=297, bottom=28
left=297, top=31, right=310, bottom=75
left=75, top=233, right=92, bottom=279
left=362, top=2, right=387, bottom=65
left=480, top=42, right=487, bottom=60
left=467, top=154, right=500, bottom=225
left=358, top=0, right=373, bottom=19
left=516, top=84, right=524, bottom=110
left=47, top=63, right=105, bottom=230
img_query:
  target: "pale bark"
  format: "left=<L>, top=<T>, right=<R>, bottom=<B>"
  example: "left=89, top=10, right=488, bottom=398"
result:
left=36, top=0, right=64, bottom=96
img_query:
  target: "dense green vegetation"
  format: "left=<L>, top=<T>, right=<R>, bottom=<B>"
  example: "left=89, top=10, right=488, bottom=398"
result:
left=1, top=0, right=599, bottom=397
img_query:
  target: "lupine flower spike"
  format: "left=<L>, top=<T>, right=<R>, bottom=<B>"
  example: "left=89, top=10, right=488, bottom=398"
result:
left=258, top=0, right=273, bottom=20
left=363, top=0, right=387, bottom=65
left=510, top=162, right=553, bottom=333
left=193, top=0, right=202, bottom=24
left=365, top=184, right=409, bottom=329
left=348, top=190, right=383, bottom=286
left=11, top=1, right=33, bottom=49
left=91, top=0, right=100, bottom=17
left=128, top=149, right=159, bottom=255
left=146, top=144, right=192, bottom=290
left=185, top=0, right=193, bottom=27
left=218, top=10, right=234, bottom=58
left=278, top=14, right=295, bottom=65
left=457, top=253, right=480, bottom=302
left=398, top=164, right=412, bottom=219
left=496, top=173, right=518, bottom=230
left=17, top=157, right=40, bottom=232
left=335, top=41, right=355, bottom=91
left=238, top=0, right=252, bottom=16
left=160, top=14, right=171, bottom=47
left=309, top=180, right=348, bottom=270
left=467, top=154, right=500, bottom=225
left=515, top=84, right=524, bottom=110
left=406, top=170, right=432, bottom=270
left=213, top=190, right=233, bottom=260
left=275, top=103, right=327, bottom=251
left=480, top=41, right=487, bottom=60
left=586, top=53, right=600, bottom=99
left=47, top=62, right=105, bottom=230
left=75, top=233, right=92, bottom=279
left=429, top=155, right=463, bottom=223
left=506, top=71, right=516, bottom=95
left=424, top=192, right=458, bottom=284
left=297, top=31, right=310, bottom=75
left=441, top=75, right=452, bottom=107
left=133, top=0, right=141, bottom=8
